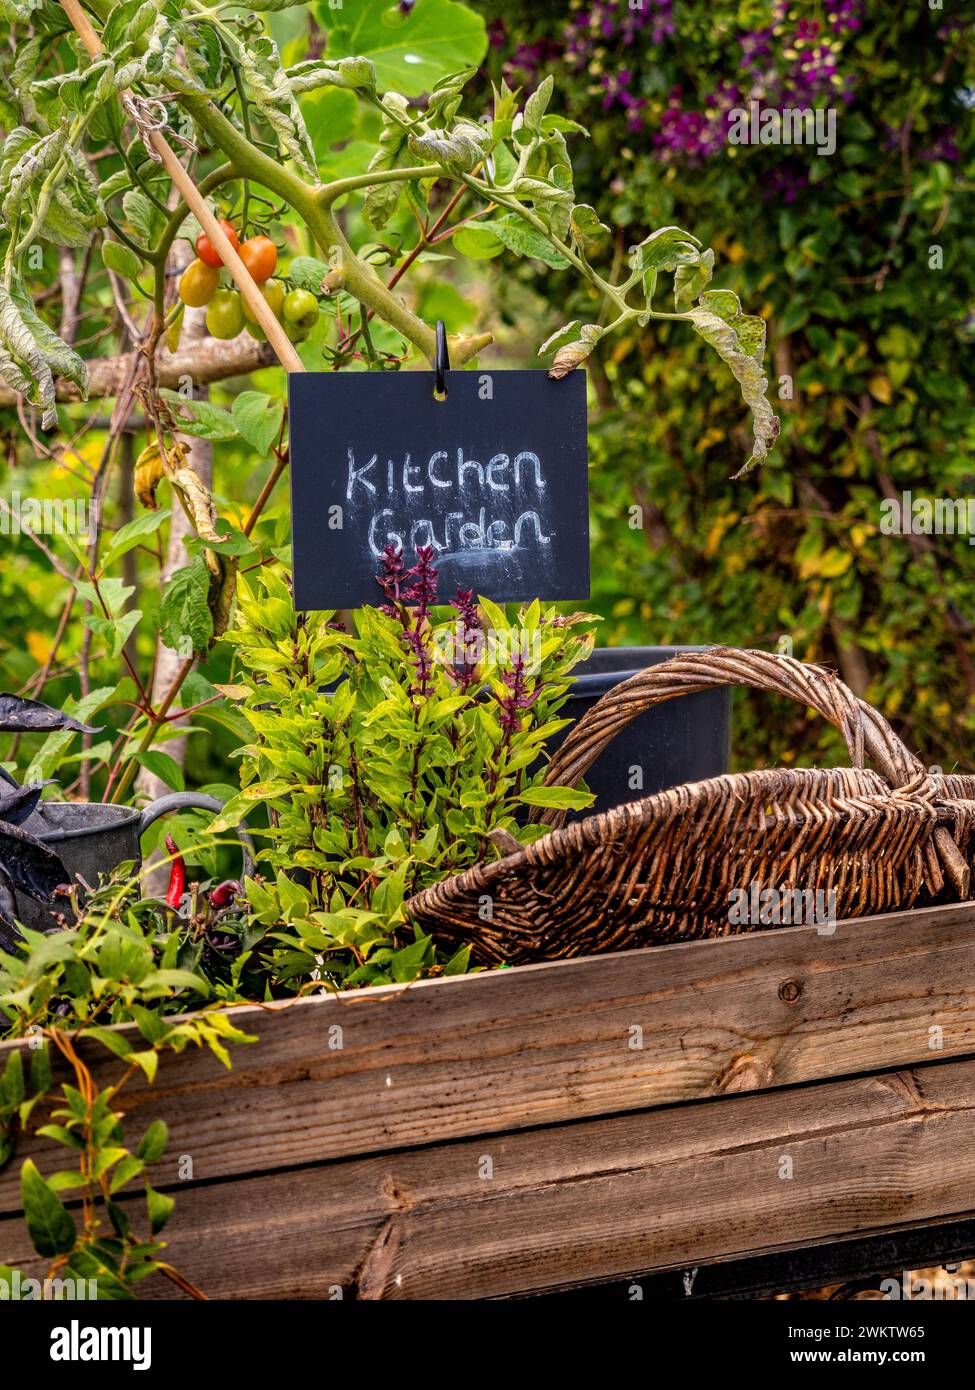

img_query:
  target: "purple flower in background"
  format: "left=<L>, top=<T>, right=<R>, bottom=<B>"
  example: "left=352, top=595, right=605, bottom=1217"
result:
left=486, top=18, right=506, bottom=49
left=506, top=0, right=866, bottom=170
left=649, top=0, right=677, bottom=44
left=922, top=129, right=960, bottom=162
left=600, top=67, right=647, bottom=129
left=740, top=25, right=775, bottom=74
left=655, top=82, right=741, bottom=164
left=826, top=0, right=862, bottom=34
left=658, top=0, right=863, bottom=162
left=504, top=36, right=563, bottom=83
left=762, top=164, right=811, bottom=204
left=884, top=119, right=961, bottom=164
left=564, top=0, right=671, bottom=66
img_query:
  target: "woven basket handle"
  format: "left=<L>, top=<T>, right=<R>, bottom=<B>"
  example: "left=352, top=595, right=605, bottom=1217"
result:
left=536, top=646, right=968, bottom=897
left=539, top=646, right=919, bottom=802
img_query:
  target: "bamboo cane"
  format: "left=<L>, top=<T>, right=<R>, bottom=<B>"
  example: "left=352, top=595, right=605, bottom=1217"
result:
left=59, top=0, right=304, bottom=373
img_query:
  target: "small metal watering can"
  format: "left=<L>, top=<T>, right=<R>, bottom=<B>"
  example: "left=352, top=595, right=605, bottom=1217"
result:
left=14, top=792, right=254, bottom=931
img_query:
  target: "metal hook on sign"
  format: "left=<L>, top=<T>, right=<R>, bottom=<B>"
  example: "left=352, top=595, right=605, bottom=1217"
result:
left=434, top=320, right=450, bottom=400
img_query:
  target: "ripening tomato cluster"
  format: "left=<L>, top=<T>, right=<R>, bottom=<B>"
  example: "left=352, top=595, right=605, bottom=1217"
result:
left=178, top=223, right=320, bottom=344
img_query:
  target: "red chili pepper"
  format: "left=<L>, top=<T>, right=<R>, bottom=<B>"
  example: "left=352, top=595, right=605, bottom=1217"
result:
left=165, top=834, right=186, bottom=908
left=209, top=879, right=240, bottom=908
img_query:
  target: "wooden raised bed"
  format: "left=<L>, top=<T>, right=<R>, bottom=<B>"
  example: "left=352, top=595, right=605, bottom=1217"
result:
left=3, top=899, right=975, bottom=1299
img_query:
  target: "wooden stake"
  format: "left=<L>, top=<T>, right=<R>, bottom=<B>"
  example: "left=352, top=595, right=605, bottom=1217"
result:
left=60, top=0, right=304, bottom=374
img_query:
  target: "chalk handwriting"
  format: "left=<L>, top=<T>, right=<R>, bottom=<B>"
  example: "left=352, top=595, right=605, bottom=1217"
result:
left=345, top=446, right=553, bottom=558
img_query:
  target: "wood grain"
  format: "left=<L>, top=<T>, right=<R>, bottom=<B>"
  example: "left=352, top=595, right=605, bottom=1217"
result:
left=4, top=1054, right=974, bottom=1299
left=3, top=901, right=975, bottom=1219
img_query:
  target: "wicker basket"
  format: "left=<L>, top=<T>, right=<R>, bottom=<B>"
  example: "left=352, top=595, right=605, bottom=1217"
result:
left=405, top=648, right=975, bottom=965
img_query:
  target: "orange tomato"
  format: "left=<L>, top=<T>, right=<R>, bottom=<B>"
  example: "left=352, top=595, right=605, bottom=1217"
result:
left=238, top=236, right=278, bottom=284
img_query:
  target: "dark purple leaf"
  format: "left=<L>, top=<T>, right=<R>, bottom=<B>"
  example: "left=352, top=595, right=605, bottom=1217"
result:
left=0, top=822, right=69, bottom=902
left=0, top=693, right=102, bottom=735
left=0, top=865, right=22, bottom=953
left=0, top=781, right=56, bottom=826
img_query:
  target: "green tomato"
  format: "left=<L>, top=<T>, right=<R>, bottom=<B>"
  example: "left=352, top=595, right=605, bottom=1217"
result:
left=243, top=278, right=285, bottom=340
left=205, top=288, right=245, bottom=341
left=282, top=288, right=320, bottom=335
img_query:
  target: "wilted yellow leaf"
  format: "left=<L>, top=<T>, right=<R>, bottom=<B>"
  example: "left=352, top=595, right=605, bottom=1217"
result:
left=704, top=511, right=739, bottom=556
left=819, top=547, right=853, bottom=577
left=799, top=546, right=851, bottom=581
left=697, top=427, right=726, bottom=451
left=868, top=374, right=893, bottom=404
left=213, top=683, right=251, bottom=700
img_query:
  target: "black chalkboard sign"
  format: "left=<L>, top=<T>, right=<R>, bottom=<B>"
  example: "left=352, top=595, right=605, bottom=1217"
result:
left=287, top=369, right=589, bottom=609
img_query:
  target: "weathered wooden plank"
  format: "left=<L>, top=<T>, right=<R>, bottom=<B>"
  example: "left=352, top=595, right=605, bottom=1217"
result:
left=4, top=1053, right=974, bottom=1300
left=2, top=901, right=975, bottom=1218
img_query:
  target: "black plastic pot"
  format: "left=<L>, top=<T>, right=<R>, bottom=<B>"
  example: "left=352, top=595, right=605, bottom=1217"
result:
left=548, top=646, right=731, bottom=818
